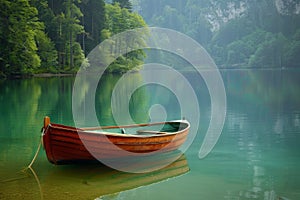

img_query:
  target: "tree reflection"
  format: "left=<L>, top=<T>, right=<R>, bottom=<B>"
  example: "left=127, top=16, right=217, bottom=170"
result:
left=96, top=73, right=150, bottom=125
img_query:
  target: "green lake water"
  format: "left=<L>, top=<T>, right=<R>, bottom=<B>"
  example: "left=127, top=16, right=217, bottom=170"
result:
left=0, top=69, right=300, bottom=199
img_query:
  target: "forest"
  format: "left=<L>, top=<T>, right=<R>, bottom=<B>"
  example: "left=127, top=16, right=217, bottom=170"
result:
left=1, top=0, right=300, bottom=78
left=133, top=0, right=300, bottom=69
left=0, top=0, right=145, bottom=78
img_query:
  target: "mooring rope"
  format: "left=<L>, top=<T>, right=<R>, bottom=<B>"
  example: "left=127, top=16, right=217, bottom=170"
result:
left=26, top=134, right=43, bottom=169
left=1, top=130, right=44, bottom=183
left=1, top=129, right=43, bottom=189
left=28, top=164, right=43, bottom=200
left=23, top=133, right=44, bottom=199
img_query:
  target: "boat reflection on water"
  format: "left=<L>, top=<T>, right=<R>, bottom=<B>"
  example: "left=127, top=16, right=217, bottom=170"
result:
left=3, top=150, right=189, bottom=200
left=25, top=150, right=189, bottom=200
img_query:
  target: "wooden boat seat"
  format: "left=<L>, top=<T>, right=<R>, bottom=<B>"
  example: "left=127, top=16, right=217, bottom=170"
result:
left=136, top=130, right=169, bottom=135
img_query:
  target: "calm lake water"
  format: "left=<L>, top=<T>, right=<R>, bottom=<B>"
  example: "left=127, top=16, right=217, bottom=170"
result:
left=0, top=69, right=300, bottom=199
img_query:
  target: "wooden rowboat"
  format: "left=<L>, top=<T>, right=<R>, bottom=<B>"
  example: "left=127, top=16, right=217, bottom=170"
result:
left=42, top=116, right=190, bottom=165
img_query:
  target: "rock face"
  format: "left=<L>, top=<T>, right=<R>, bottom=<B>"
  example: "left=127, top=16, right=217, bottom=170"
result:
left=133, top=0, right=300, bottom=32
left=275, top=0, right=300, bottom=15
left=202, top=0, right=300, bottom=31
left=201, top=1, right=248, bottom=32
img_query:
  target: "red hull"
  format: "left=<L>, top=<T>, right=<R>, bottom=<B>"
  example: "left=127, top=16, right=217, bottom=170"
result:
left=42, top=117, right=190, bottom=165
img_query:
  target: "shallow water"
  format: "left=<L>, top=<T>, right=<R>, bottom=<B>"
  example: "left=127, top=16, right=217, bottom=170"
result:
left=0, top=69, right=299, bottom=199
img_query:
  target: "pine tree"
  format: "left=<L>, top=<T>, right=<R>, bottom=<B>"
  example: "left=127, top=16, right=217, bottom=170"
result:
left=80, top=0, right=106, bottom=54
left=113, top=0, right=132, bottom=11
left=30, top=0, right=58, bottom=72
left=102, top=3, right=147, bottom=73
left=47, top=0, right=84, bottom=70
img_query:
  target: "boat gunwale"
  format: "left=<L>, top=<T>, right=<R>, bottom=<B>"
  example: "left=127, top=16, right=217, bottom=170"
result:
left=42, top=117, right=190, bottom=164
left=48, top=120, right=190, bottom=138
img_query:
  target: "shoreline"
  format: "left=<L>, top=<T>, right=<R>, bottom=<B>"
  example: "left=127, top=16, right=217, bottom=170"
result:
left=1, top=67, right=299, bottom=80
left=33, top=73, right=76, bottom=78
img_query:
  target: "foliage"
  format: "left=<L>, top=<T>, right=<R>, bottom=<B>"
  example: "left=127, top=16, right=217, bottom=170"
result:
left=80, top=0, right=105, bottom=54
left=35, top=30, right=58, bottom=72
left=102, top=3, right=147, bottom=73
left=135, top=0, right=300, bottom=69
left=0, top=0, right=147, bottom=78
left=113, top=0, right=132, bottom=11
left=0, top=0, right=42, bottom=77
left=2, top=0, right=300, bottom=78
left=49, top=0, right=85, bottom=70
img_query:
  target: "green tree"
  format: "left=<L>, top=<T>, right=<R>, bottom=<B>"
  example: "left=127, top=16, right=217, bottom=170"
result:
left=113, top=0, right=132, bottom=11
left=44, top=0, right=84, bottom=70
left=64, top=0, right=84, bottom=69
left=284, top=29, right=300, bottom=68
left=35, top=30, right=58, bottom=72
left=30, top=0, right=58, bottom=72
left=134, top=0, right=300, bottom=69
left=102, top=3, right=147, bottom=73
left=226, top=40, right=248, bottom=66
left=80, top=0, right=106, bottom=55
left=0, top=0, right=42, bottom=77
left=249, top=33, right=287, bottom=68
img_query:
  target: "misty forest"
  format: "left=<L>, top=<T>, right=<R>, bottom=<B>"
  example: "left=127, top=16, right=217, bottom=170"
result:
left=1, top=0, right=300, bottom=78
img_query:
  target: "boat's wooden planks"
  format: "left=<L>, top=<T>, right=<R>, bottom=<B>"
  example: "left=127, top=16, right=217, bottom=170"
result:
left=42, top=117, right=190, bottom=164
